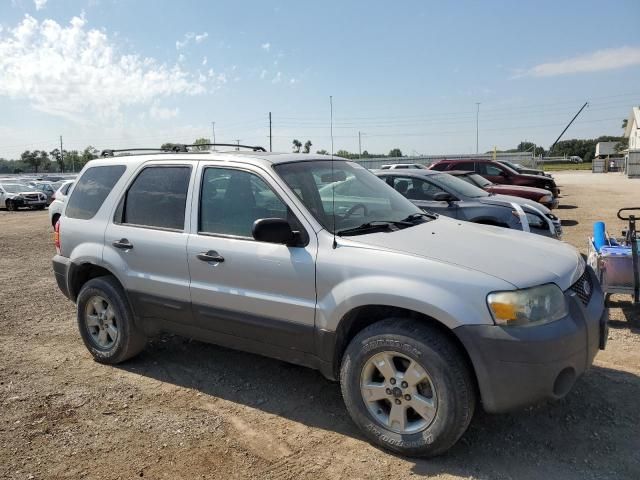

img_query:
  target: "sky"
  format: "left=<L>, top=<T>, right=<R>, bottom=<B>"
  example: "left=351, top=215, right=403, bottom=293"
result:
left=0, top=0, right=639, bottom=159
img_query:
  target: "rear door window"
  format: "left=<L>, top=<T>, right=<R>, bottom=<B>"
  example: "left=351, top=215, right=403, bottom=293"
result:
left=117, top=166, right=191, bottom=230
left=66, top=165, right=126, bottom=220
left=478, top=163, right=504, bottom=176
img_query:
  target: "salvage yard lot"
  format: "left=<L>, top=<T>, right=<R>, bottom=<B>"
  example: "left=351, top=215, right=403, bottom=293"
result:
left=1, top=171, right=639, bottom=480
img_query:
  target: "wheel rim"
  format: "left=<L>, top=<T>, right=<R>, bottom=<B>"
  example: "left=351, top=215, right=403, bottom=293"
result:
left=360, top=351, right=438, bottom=435
left=84, top=295, right=118, bottom=349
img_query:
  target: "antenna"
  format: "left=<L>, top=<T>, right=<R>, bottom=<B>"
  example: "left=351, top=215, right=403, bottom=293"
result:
left=330, top=95, right=337, bottom=249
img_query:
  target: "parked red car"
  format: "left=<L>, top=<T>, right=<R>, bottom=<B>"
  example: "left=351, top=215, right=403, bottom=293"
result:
left=447, top=170, right=558, bottom=209
left=428, top=159, right=560, bottom=197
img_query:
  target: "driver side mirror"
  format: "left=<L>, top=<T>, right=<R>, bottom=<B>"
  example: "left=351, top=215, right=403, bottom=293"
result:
left=433, top=191, right=456, bottom=203
left=252, top=218, right=299, bottom=246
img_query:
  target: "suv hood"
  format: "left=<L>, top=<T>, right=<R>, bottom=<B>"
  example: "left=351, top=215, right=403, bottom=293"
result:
left=348, top=217, right=583, bottom=290
left=480, top=194, right=551, bottom=215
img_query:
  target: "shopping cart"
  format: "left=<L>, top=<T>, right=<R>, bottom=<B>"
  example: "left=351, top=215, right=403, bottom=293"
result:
left=587, top=208, right=640, bottom=304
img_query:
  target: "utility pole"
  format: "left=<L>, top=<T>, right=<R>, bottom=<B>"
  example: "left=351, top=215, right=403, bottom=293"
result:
left=475, top=102, right=480, bottom=154
left=269, top=112, right=272, bottom=152
left=548, top=102, right=589, bottom=155
left=234, top=139, right=241, bottom=151
left=358, top=131, right=362, bottom=159
left=59, top=135, right=66, bottom=173
left=211, top=122, right=216, bottom=150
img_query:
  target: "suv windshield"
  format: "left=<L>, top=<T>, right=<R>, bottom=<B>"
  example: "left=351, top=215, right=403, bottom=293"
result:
left=2, top=183, right=33, bottom=193
left=429, top=173, right=489, bottom=198
left=274, top=160, right=426, bottom=234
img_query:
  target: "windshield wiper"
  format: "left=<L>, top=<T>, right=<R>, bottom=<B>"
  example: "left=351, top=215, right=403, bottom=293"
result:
left=337, top=220, right=413, bottom=236
left=402, top=212, right=437, bottom=222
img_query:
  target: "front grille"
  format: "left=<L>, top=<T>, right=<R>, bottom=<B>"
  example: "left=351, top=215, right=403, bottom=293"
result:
left=569, top=270, right=593, bottom=306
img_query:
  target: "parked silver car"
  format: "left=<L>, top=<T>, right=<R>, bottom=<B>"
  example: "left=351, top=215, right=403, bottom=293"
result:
left=374, top=170, right=561, bottom=238
left=52, top=150, right=607, bottom=457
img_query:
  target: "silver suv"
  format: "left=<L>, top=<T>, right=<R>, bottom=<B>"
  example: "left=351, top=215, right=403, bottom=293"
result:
left=52, top=147, right=607, bottom=457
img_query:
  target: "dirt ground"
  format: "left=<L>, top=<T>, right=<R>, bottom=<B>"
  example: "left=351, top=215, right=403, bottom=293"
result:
left=1, top=171, right=639, bottom=480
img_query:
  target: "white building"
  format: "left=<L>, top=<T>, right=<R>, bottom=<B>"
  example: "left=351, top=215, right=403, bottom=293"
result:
left=624, top=106, right=640, bottom=150
left=595, top=141, right=619, bottom=157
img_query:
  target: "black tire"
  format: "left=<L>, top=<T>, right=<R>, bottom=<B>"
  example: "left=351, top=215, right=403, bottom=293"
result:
left=76, top=276, right=146, bottom=364
left=6, top=200, right=16, bottom=211
left=340, top=319, right=476, bottom=457
left=35, top=205, right=45, bottom=210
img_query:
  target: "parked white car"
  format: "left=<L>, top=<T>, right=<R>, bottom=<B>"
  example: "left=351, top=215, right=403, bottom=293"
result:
left=48, top=180, right=74, bottom=227
left=0, top=182, right=47, bottom=210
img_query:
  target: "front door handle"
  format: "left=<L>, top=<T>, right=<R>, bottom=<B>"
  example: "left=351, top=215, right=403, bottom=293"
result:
left=112, top=238, right=134, bottom=250
left=197, top=250, right=225, bottom=263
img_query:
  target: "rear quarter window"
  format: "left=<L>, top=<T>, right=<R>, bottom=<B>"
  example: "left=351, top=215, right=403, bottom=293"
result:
left=66, top=165, right=126, bottom=220
left=429, top=163, right=449, bottom=171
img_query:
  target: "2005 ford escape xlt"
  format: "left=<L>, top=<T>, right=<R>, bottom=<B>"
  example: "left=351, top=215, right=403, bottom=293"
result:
left=52, top=145, right=607, bottom=457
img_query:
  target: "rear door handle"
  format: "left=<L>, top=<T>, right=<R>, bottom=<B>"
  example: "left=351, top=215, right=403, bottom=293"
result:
left=112, top=238, right=134, bottom=249
left=197, top=250, right=224, bottom=263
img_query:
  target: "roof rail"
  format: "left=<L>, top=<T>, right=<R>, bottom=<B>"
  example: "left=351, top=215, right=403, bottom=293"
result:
left=183, top=143, right=267, bottom=152
left=100, top=143, right=266, bottom=157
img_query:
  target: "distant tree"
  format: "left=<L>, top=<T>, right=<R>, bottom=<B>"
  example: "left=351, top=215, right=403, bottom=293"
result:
left=292, top=139, right=302, bottom=153
left=622, top=118, right=628, bottom=129
left=193, top=138, right=211, bottom=151
left=161, top=142, right=183, bottom=151
left=21, top=150, right=50, bottom=173
left=361, top=150, right=370, bottom=158
left=335, top=149, right=358, bottom=159
left=316, top=149, right=329, bottom=155
left=50, top=148, right=65, bottom=172
left=303, top=140, right=312, bottom=153
left=388, top=148, right=402, bottom=158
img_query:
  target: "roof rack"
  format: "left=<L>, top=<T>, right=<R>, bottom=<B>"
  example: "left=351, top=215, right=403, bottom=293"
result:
left=182, top=143, right=267, bottom=152
left=100, top=143, right=266, bottom=157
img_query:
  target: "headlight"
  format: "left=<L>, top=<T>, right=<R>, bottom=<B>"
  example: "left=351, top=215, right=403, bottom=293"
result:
left=539, top=194, right=552, bottom=204
left=487, top=284, right=568, bottom=327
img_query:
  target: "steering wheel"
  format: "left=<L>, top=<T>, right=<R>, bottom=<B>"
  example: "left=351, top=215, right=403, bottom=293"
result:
left=343, top=203, right=368, bottom=219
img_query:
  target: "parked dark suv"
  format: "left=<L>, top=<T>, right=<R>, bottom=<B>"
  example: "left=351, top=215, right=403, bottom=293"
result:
left=428, top=159, right=560, bottom=197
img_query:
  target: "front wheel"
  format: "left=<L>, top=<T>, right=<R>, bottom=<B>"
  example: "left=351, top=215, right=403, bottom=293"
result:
left=6, top=200, right=17, bottom=211
left=340, top=319, right=476, bottom=457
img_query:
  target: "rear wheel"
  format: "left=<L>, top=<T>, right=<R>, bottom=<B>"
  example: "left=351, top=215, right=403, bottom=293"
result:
left=340, top=319, right=476, bottom=457
left=76, top=276, right=146, bottom=364
left=6, top=200, right=16, bottom=211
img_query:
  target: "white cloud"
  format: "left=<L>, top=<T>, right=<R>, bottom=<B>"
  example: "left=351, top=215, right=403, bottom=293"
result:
left=149, top=103, right=179, bottom=120
left=0, top=15, right=212, bottom=121
left=261, top=42, right=270, bottom=52
left=259, top=69, right=267, bottom=79
left=289, top=78, right=297, bottom=85
left=34, top=0, right=47, bottom=10
left=202, top=56, right=207, bottom=66
left=517, top=46, right=640, bottom=78
left=176, top=31, right=208, bottom=50
left=272, top=71, right=281, bottom=84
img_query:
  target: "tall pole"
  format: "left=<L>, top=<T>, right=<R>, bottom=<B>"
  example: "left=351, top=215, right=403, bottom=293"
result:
left=548, top=102, right=589, bottom=155
left=269, top=112, right=272, bottom=152
left=475, top=102, right=480, bottom=154
left=211, top=122, right=216, bottom=149
left=358, top=131, right=362, bottom=159
left=59, top=135, right=66, bottom=173
left=235, top=139, right=241, bottom=151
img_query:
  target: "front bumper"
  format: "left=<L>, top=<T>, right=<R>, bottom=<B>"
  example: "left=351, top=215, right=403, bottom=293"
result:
left=455, top=267, right=606, bottom=413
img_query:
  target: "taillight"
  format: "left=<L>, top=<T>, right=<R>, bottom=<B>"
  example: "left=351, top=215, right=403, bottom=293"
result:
left=54, top=220, right=61, bottom=254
